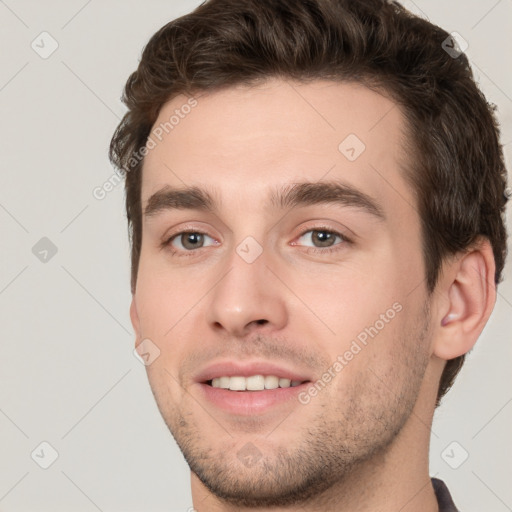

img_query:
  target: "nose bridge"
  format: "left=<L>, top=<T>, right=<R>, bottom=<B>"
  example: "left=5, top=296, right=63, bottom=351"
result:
left=205, top=235, right=287, bottom=336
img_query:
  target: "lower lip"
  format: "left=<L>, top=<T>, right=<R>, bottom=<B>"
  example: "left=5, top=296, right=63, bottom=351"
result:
left=197, top=382, right=310, bottom=415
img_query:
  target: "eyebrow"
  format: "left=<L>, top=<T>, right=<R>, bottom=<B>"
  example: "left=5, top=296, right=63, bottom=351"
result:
left=143, top=181, right=386, bottom=221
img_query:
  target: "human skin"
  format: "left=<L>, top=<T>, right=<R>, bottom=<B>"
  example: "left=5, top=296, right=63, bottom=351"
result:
left=129, top=79, right=496, bottom=511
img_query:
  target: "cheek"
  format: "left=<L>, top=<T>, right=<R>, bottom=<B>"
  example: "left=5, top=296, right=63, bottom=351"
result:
left=288, top=267, right=415, bottom=395
left=324, top=303, right=426, bottom=411
left=145, top=364, right=185, bottom=426
left=136, top=255, right=197, bottom=332
left=288, top=261, right=402, bottom=341
left=135, top=260, right=202, bottom=373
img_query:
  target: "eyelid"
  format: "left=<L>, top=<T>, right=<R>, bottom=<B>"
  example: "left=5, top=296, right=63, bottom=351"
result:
left=162, top=221, right=218, bottom=243
left=295, top=222, right=352, bottom=240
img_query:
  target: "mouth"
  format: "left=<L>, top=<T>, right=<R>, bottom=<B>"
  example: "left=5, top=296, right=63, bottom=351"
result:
left=194, top=361, right=313, bottom=415
left=199, top=378, right=311, bottom=416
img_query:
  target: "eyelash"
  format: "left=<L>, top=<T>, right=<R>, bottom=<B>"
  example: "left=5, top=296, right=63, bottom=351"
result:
left=162, top=226, right=351, bottom=257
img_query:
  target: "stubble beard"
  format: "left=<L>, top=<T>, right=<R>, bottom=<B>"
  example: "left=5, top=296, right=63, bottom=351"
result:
left=150, top=302, right=432, bottom=508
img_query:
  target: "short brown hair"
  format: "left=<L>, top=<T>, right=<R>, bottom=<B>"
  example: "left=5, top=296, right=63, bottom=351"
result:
left=109, top=0, right=508, bottom=406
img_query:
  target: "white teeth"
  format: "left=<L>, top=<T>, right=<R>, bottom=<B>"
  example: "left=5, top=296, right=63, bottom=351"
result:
left=210, top=375, right=305, bottom=390
left=264, top=375, right=279, bottom=389
left=246, top=375, right=265, bottom=391
left=229, top=376, right=246, bottom=391
left=279, top=378, right=291, bottom=388
left=219, top=376, right=230, bottom=389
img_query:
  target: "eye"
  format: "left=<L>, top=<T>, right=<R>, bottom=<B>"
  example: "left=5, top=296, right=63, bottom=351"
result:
left=163, top=231, right=217, bottom=255
left=162, top=226, right=351, bottom=258
left=293, top=228, right=350, bottom=254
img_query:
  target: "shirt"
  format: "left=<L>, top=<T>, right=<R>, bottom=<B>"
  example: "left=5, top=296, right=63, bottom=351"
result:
left=432, top=477, right=460, bottom=512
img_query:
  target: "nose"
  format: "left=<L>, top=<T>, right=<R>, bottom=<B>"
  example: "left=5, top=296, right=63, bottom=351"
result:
left=205, top=247, right=288, bottom=338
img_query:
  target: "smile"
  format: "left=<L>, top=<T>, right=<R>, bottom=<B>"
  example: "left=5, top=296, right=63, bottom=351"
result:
left=208, top=375, right=306, bottom=391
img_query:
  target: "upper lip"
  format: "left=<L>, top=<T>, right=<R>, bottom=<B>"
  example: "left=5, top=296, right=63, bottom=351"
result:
left=194, top=360, right=313, bottom=383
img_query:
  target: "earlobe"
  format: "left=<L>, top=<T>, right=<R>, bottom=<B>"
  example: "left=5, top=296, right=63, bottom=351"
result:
left=433, top=239, right=496, bottom=361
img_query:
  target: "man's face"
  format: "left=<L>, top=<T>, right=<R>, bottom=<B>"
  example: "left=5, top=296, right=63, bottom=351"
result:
left=131, top=79, right=436, bottom=506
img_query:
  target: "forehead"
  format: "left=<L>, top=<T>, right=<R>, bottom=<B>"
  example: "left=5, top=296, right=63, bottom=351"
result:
left=140, top=78, right=414, bottom=217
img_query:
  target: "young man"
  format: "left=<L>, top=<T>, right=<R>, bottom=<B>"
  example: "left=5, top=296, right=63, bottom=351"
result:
left=109, top=0, right=508, bottom=510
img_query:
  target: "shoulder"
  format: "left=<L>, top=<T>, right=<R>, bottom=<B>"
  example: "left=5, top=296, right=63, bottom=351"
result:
left=432, top=477, right=460, bottom=512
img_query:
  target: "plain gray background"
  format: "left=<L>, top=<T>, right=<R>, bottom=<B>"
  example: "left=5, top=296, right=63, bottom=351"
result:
left=0, top=1, right=511, bottom=511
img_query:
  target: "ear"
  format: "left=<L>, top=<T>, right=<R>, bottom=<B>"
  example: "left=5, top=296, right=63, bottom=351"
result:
left=130, top=295, right=142, bottom=344
left=433, top=238, right=497, bottom=360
